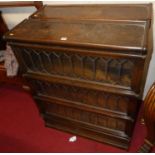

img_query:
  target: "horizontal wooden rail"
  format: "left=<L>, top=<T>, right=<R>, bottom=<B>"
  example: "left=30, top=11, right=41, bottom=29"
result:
left=0, top=1, right=43, bottom=10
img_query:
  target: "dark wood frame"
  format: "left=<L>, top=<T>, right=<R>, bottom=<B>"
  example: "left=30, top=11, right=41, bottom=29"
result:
left=0, top=1, right=43, bottom=10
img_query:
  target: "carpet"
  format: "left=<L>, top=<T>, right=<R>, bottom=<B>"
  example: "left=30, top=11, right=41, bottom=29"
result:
left=0, top=85, right=154, bottom=153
